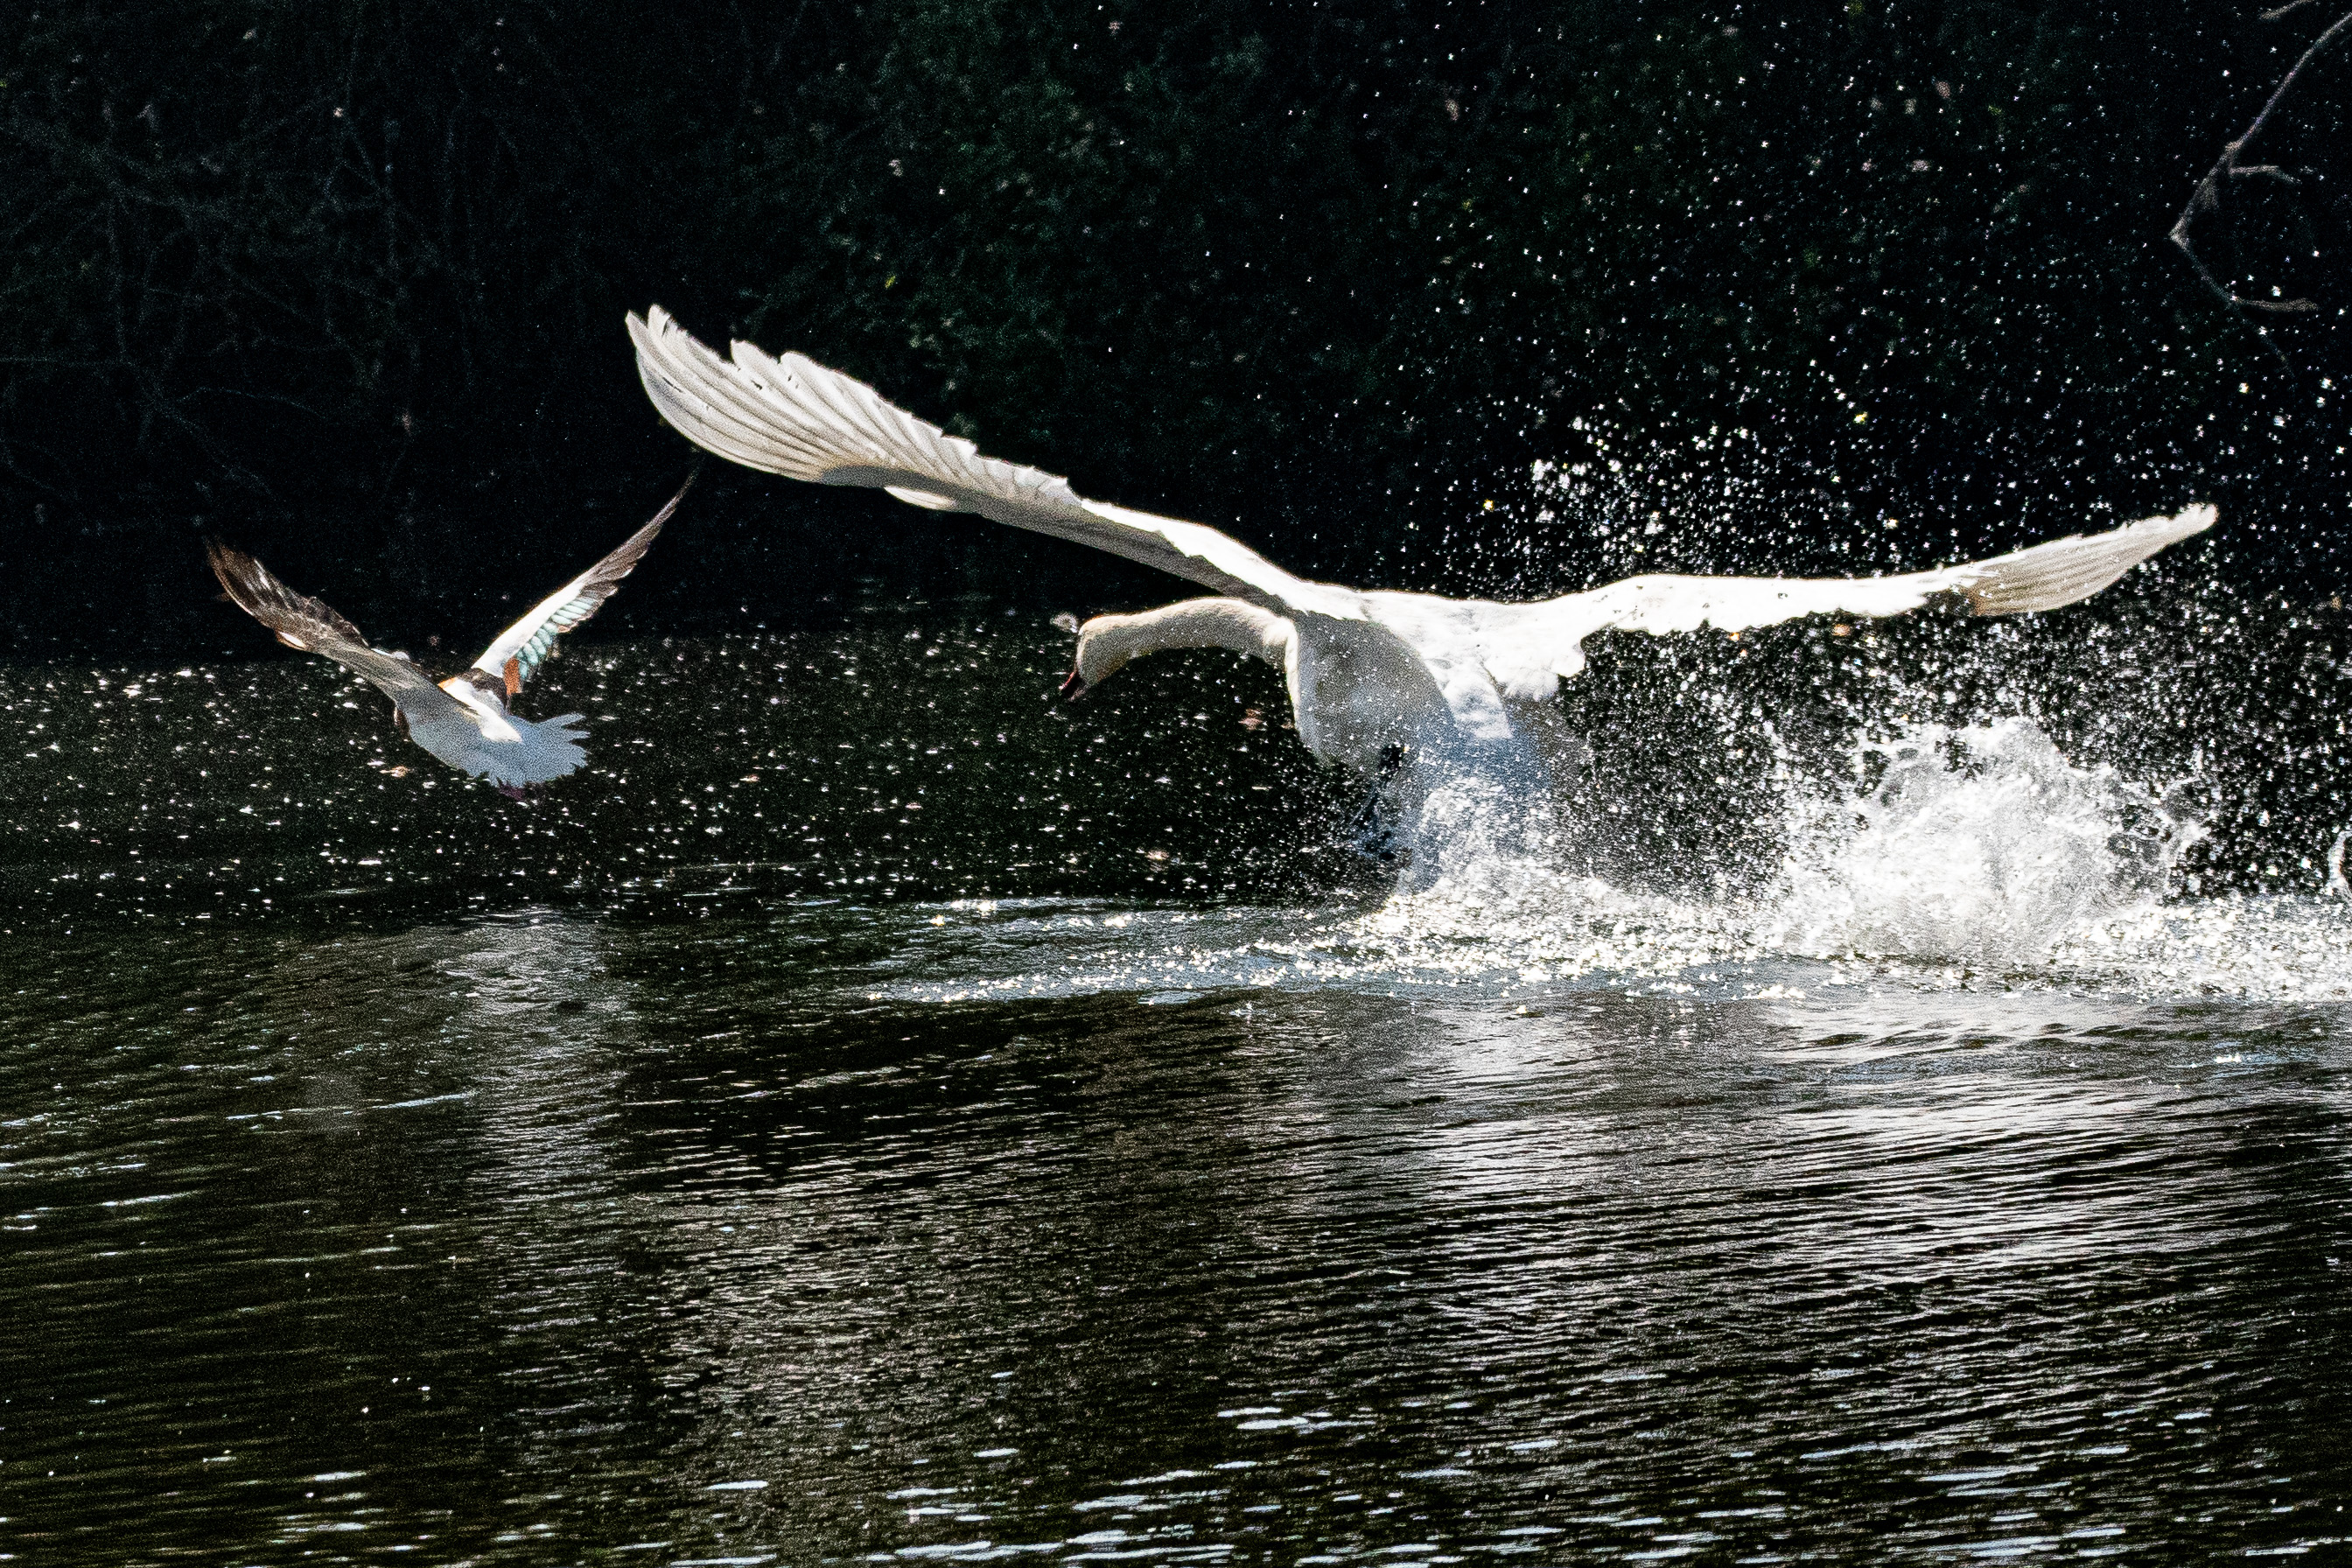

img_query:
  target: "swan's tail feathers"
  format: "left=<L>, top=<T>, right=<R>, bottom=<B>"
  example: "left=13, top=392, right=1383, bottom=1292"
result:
left=1949, top=504, right=2216, bottom=617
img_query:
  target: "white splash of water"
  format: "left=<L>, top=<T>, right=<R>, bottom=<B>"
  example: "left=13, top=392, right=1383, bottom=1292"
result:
left=1764, top=719, right=2203, bottom=971
left=1325, top=715, right=2326, bottom=996
left=868, top=716, right=2352, bottom=1004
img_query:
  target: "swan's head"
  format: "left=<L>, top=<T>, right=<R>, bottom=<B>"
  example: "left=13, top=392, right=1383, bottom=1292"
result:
left=1054, top=612, right=1126, bottom=701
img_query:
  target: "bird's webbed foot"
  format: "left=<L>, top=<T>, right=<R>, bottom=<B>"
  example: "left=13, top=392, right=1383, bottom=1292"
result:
left=1348, top=805, right=1400, bottom=865
left=1347, top=744, right=1412, bottom=865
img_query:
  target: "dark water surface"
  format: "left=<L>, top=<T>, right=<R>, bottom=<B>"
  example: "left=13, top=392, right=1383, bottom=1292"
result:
left=9, top=611, right=2352, bottom=1563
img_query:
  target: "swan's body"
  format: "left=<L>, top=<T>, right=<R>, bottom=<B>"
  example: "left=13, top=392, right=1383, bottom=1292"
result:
left=206, top=477, right=690, bottom=791
left=627, top=305, right=2213, bottom=774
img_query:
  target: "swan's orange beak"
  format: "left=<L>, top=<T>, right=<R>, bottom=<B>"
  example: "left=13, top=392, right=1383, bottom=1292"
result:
left=1059, top=668, right=1088, bottom=702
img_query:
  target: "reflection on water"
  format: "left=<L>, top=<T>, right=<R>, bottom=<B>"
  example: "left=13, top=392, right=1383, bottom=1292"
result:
left=8, top=913, right=2352, bottom=1562
left=7, top=603, right=2352, bottom=1560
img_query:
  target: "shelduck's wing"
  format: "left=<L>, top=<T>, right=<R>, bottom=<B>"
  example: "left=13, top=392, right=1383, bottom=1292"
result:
left=626, top=306, right=1368, bottom=623
left=206, top=540, right=462, bottom=716
left=467, top=472, right=692, bottom=697
left=1474, top=506, right=2216, bottom=698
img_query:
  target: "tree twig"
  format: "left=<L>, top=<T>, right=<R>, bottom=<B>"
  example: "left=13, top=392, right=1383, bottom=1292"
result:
left=2169, top=4, right=2352, bottom=367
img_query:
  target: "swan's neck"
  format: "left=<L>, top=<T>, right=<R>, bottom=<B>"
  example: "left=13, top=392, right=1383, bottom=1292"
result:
left=1081, top=598, right=1292, bottom=680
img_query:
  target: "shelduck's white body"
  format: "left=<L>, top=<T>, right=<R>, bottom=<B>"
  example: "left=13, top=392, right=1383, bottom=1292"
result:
left=206, top=476, right=690, bottom=791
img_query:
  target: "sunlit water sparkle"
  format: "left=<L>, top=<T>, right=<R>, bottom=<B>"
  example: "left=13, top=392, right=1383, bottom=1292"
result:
left=8, top=602, right=2352, bottom=1562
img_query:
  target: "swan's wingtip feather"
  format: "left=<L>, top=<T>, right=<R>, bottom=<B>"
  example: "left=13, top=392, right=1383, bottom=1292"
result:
left=2118, top=501, right=2216, bottom=542
left=624, top=306, right=1331, bottom=611
left=777, top=348, right=835, bottom=384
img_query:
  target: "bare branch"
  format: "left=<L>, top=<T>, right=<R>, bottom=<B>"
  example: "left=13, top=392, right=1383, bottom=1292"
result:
left=2169, top=4, right=2352, bottom=368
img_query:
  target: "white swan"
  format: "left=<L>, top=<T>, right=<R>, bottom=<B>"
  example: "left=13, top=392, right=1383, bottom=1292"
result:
left=627, top=305, right=2213, bottom=775
left=206, top=475, right=691, bottom=794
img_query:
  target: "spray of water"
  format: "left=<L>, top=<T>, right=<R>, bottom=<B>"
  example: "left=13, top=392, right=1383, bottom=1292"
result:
left=1764, top=719, right=2204, bottom=971
left=1315, top=712, right=2348, bottom=998
left=868, top=716, right=2352, bottom=1004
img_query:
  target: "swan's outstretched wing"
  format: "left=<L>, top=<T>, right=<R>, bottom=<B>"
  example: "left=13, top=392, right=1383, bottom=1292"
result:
left=467, top=472, right=692, bottom=697
left=626, top=306, right=1368, bottom=623
left=206, top=541, right=463, bottom=718
left=1475, top=505, right=2216, bottom=697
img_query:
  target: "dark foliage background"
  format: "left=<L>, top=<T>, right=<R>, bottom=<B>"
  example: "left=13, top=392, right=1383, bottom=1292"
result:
left=3, top=0, right=2346, bottom=655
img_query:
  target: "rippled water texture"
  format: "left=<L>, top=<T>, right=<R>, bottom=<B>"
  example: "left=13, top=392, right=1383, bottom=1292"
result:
left=8, top=598, right=2352, bottom=1561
